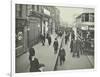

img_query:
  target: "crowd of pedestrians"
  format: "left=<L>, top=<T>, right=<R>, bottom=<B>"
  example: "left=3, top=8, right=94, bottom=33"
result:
left=28, top=29, right=85, bottom=72
left=70, top=30, right=84, bottom=58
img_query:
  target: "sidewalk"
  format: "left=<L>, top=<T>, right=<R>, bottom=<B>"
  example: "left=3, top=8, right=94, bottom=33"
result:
left=32, top=33, right=62, bottom=71
left=87, top=56, right=94, bottom=67
left=16, top=45, right=24, bottom=57
left=16, top=33, right=63, bottom=73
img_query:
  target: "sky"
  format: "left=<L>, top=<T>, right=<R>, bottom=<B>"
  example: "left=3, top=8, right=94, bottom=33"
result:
left=56, top=6, right=84, bottom=26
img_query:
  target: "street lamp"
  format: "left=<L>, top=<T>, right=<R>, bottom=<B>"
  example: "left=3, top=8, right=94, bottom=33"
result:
left=26, top=16, right=30, bottom=51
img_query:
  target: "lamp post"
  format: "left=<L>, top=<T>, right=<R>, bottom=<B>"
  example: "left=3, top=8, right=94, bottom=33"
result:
left=27, top=26, right=30, bottom=49
left=26, top=16, right=30, bottom=52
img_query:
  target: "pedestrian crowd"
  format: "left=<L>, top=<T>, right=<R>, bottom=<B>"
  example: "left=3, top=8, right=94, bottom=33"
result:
left=28, top=29, right=85, bottom=72
left=70, top=30, right=84, bottom=58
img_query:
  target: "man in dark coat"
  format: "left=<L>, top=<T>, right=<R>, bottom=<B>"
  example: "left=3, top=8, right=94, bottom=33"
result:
left=59, top=47, right=66, bottom=66
left=53, top=38, right=59, bottom=54
left=70, top=31, right=75, bottom=52
left=70, top=39, right=73, bottom=52
left=47, top=34, right=51, bottom=46
left=71, top=31, right=75, bottom=40
left=65, top=34, right=68, bottom=44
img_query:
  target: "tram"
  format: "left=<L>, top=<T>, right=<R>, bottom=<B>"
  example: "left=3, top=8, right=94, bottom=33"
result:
left=76, top=11, right=94, bottom=54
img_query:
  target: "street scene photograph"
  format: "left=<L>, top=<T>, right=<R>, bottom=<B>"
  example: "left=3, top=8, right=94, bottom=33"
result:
left=15, top=4, right=94, bottom=73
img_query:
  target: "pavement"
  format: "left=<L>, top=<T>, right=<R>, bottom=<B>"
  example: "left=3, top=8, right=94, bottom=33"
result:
left=87, top=55, right=94, bottom=67
left=16, top=33, right=62, bottom=73
left=32, top=33, right=62, bottom=71
left=16, top=45, right=24, bottom=56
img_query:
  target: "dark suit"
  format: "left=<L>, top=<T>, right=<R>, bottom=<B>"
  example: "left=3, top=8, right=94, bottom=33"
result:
left=53, top=40, right=59, bottom=54
left=59, top=48, right=66, bottom=65
left=48, top=36, right=51, bottom=45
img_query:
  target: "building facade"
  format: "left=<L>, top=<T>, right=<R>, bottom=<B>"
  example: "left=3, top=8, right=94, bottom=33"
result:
left=75, top=8, right=94, bottom=40
left=15, top=4, right=60, bottom=56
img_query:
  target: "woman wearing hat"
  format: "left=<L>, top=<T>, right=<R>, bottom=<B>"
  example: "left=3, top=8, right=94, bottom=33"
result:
left=29, top=48, right=45, bottom=72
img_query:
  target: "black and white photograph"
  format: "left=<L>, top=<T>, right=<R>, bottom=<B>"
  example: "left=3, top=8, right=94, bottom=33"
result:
left=15, top=4, right=94, bottom=73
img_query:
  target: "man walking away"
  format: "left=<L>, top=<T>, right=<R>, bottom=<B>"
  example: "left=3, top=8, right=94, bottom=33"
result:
left=53, top=38, right=59, bottom=54
left=70, top=39, right=73, bottom=53
left=59, top=47, right=66, bottom=66
left=70, top=31, right=75, bottom=52
left=47, top=34, right=51, bottom=46
left=65, top=34, right=68, bottom=44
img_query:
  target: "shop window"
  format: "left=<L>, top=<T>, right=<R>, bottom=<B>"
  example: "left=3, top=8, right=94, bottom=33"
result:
left=16, top=26, right=24, bottom=47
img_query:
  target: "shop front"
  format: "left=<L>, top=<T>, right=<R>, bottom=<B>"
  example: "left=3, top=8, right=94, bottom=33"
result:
left=16, top=18, right=27, bottom=56
left=28, top=16, right=41, bottom=48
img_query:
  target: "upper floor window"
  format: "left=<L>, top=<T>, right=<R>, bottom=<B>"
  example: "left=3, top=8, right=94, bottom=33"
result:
left=16, top=4, right=22, bottom=17
left=81, top=13, right=94, bottom=22
left=89, top=13, right=94, bottom=22
left=32, top=5, right=35, bottom=11
left=85, top=13, right=89, bottom=22
left=82, top=14, right=85, bottom=22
